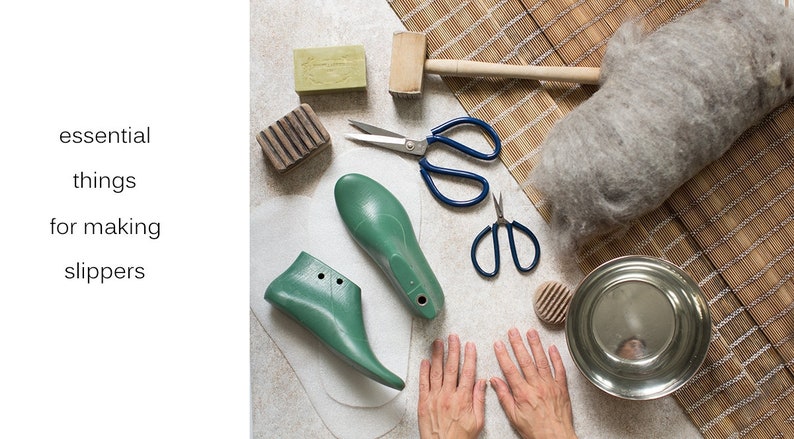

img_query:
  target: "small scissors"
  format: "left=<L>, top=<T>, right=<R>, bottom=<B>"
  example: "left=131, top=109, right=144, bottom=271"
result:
left=471, top=193, right=540, bottom=277
left=346, top=117, right=501, bottom=207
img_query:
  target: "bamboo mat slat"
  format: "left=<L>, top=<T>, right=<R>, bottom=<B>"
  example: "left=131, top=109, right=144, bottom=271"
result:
left=388, top=0, right=794, bottom=437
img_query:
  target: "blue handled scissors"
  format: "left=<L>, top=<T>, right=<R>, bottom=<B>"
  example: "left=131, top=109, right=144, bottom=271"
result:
left=346, top=117, right=501, bottom=207
left=471, top=193, right=540, bottom=277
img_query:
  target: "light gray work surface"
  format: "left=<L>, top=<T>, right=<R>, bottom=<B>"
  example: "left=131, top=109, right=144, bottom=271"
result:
left=250, top=0, right=701, bottom=437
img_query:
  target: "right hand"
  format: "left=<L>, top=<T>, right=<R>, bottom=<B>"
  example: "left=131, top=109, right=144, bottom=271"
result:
left=490, top=328, right=577, bottom=439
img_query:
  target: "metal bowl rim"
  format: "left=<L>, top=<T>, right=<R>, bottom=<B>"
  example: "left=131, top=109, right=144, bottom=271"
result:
left=565, top=255, right=712, bottom=400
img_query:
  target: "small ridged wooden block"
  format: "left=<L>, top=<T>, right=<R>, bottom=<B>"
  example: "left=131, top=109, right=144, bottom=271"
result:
left=256, top=104, right=331, bottom=173
left=533, top=281, right=573, bottom=326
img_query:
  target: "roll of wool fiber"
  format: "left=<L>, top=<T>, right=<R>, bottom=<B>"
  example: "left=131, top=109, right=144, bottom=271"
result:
left=529, top=0, right=794, bottom=251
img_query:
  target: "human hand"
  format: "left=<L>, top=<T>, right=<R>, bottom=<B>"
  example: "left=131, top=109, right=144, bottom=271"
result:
left=418, top=334, right=486, bottom=439
left=491, top=328, right=577, bottom=439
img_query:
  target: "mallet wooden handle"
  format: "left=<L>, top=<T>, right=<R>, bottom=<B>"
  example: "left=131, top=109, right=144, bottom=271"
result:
left=424, top=59, right=601, bottom=85
left=388, top=31, right=602, bottom=98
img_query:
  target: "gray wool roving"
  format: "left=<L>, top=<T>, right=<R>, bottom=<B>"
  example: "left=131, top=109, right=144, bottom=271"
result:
left=529, top=0, right=794, bottom=251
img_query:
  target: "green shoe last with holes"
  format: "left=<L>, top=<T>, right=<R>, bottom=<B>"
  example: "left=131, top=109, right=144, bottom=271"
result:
left=334, top=173, right=444, bottom=319
left=265, top=251, right=405, bottom=390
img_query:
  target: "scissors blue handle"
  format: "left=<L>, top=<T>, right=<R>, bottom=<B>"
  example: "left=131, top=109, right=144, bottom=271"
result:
left=420, top=117, right=502, bottom=207
left=418, top=159, right=490, bottom=207
left=427, top=117, right=501, bottom=160
left=470, top=220, right=540, bottom=277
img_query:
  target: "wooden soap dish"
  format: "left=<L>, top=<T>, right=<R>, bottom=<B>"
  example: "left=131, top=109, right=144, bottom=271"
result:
left=256, top=103, right=331, bottom=173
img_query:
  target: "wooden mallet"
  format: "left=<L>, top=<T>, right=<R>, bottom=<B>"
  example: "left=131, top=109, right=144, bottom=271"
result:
left=388, top=31, right=602, bottom=98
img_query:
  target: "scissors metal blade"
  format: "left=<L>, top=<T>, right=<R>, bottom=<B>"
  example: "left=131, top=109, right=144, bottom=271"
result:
left=348, top=120, right=405, bottom=138
left=345, top=133, right=427, bottom=156
left=492, top=193, right=505, bottom=222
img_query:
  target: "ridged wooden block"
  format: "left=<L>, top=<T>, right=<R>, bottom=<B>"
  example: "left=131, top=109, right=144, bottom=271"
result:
left=533, top=281, right=573, bottom=326
left=256, top=103, right=331, bottom=173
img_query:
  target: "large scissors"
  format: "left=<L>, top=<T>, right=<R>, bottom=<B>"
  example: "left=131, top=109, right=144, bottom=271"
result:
left=346, top=117, right=501, bottom=207
left=471, top=193, right=540, bottom=277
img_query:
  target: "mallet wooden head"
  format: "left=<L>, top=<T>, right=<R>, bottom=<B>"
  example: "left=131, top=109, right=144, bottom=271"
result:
left=387, top=31, right=601, bottom=99
left=388, top=31, right=428, bottom=99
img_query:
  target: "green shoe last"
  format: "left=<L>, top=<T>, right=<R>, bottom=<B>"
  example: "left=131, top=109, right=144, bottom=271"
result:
left=265, top=251, right=405, bottom=390
left=334, top=173, right=444, bottom=319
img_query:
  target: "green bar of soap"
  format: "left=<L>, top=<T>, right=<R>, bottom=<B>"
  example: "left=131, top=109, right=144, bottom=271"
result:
left=293, top=45, right=367, bottom=95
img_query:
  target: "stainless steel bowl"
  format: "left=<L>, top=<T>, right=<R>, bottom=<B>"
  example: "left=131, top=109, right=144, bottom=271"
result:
left=566, top=256, right=711, bottom=400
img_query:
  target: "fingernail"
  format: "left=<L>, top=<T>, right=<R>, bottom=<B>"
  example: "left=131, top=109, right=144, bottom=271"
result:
left=508, top=327, right=519, bottom=337
left=466, top=341, right=475, bottom=352
left=494, top=340, right=505, bottom=351
left=550, top=344, right=558, bottom=354
left=528, top=329, right=539, bottom=340
left=433, top=339, right=443, bottom=348
left=478, top=379, right=487, bottom=390
left=489, top=377, right=499, bottom=388
left=449, top=333, right=459, bottom=343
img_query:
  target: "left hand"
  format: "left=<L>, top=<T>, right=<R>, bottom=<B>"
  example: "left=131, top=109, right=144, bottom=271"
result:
left=417, top=334, right=487, bottom=439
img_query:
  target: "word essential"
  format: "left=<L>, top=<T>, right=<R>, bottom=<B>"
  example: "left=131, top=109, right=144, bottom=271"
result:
left=59, top=126, right=150, bottom=144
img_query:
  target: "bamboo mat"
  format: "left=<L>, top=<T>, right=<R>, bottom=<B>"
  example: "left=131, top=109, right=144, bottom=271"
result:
left=387, top=0, right=794, bottom=437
